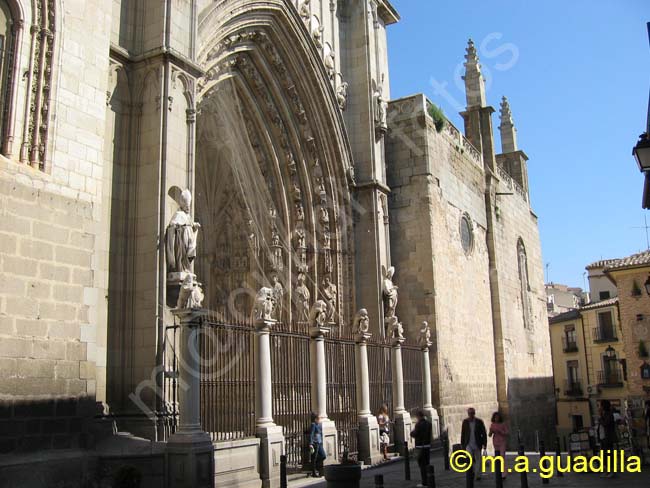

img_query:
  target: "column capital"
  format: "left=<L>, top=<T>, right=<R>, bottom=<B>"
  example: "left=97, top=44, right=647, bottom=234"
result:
left=254, top=318, right=276, bottom=333
left=171, top=307, right=207, bottom=327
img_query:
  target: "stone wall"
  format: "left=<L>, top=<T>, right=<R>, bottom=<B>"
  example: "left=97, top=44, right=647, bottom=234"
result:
left=0, top=0, right=113, bottom=452
left=490, top=164, right=556, bottom=447
left=386, top=95, right=498, bottom=443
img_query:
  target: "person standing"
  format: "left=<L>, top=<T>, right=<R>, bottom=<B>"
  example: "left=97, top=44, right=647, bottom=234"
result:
left=489, top=411, right=509, bottom=479
left=598, top=400, right=617, bottom=479
left=461, top=407, right=487, bottom=481
left=410, top=409, right=433, bottom=488
left=309, top=412, right=326, bottom=477
left=377, top=404, right=391, bottom=460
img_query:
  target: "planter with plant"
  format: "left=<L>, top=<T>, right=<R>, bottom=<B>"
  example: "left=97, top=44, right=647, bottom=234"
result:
left=323, top=451, right=361, bottom=487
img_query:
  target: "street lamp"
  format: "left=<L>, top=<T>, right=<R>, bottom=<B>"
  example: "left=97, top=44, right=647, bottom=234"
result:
left=605, top=345, right=616, bottom=359
left=634, top=22, right=650, bottom=208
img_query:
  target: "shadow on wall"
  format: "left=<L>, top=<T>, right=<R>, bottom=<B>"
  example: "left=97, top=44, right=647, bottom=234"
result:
left=506, top=376, right=557, bottom=450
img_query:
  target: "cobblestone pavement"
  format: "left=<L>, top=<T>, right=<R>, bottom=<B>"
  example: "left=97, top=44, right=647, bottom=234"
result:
left=292, top=452, right=650, bottom=488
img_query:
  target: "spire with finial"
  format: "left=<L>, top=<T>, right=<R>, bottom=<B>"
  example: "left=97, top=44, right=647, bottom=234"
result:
left=462, top=38, right=486, bottom=109
left=498, top=96, right=518, bottom=153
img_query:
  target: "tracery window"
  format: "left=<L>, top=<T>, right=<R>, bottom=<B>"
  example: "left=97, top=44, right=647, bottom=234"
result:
left=0, top=1, right=16, bottom=153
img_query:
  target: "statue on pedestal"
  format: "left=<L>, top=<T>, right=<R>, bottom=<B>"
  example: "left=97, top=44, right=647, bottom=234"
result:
left=177, top=274, right=204, bottom=309
left=373, top=75, right=388, bottom=133
left=387, top=316, right=404, bottom=341
left=253, top=287, right=276, bottom=322
left=271, top=275, right=284, bottom=322
left=295, top=273, right=311, bottom=323
left=418, top=321, right=432, bottom=348
left=353, top=308, right=370, bottom=337
left=321, top=276, right=337, bottom=323
left=309, top=300, right=328, bottom=329
left=382, top=265, right=398, bottom=320
left=166, top=188, right=200, bottom=276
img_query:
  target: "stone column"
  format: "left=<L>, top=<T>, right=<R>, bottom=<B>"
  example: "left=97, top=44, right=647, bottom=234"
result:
left=418, top=322, right=440, bottom=440
left=255, top=317, right=285, bottom=488
left=390, top=330, right=412, bottom=454
left=353, top=309, right=382, bottom=465
left=309, top=301, right=338, bottom=464
left=166, top=308, right=214, bottom=488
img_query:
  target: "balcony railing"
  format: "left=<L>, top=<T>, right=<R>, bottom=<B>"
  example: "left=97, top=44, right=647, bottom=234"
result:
left=592, top=327, right=618, bottom=343
left=597, top=369, right=624, bottom=387
left=562, top=337, right=578, bottom=352
left=564, top=380, right=583, bottom=396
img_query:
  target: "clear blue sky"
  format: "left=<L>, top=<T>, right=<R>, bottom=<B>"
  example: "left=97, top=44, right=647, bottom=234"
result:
left=387, top=0, right=650, bottom=289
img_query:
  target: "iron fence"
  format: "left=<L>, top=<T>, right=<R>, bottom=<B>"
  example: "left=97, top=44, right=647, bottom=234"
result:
left=200, top=321, right=256, bottom=441
left=367, top=341, right=393, bottom=420
left=326, top=338, right=358, bottom=459
left=402, top=345, right=423, bottom=414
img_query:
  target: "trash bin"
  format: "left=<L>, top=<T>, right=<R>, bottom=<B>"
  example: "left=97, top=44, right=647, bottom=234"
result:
left=323, top=464, right=362, bottom=488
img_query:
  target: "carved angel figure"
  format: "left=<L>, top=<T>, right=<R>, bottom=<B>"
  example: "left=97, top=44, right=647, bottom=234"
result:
left=176, top=274, right=204, bottom=309
left=166, top=188, right=201, bottom=275
left=309, top=300, right=328, bottom=329
left=382, top=265, right=398, bottom=320
left=418, top=321, right=432, bottom=348
left=353, top=308, right=370, bottom=335
left=295, top=273, right=311, bottom=322
left=253, top=287, right=276, bottom=321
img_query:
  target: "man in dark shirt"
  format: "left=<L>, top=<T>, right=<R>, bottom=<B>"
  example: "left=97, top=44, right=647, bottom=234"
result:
left=410, top=409, right=432, bottom=488
left=460, top=407, right=487, bottom=480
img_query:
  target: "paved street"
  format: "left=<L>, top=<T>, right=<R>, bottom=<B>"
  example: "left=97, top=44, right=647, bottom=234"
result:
left=291, top=452, right=650, bottom=488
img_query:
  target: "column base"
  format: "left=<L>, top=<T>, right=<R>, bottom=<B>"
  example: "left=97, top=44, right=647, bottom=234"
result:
left=423, top=406, right=440, bottom=440
left=321, top=418, right=339, bottom=465
left=165, top=430, right=215, bottom=488
left=393, top=410, right=413, bottom=454
left=357, top=415, right=383, bottom=466
left=257, top=424, right=285, bottom=488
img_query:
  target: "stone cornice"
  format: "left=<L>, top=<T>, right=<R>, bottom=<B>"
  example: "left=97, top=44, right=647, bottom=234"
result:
left=109, top=44, right=205, bottom=78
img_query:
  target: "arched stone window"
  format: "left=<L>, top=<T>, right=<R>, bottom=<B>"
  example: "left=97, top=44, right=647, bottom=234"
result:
left=0, top=0, right=22, bottom=157
left=517, top=238, right=532, bottom=329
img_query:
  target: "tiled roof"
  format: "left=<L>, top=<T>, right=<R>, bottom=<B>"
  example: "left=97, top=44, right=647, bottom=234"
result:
left=548, top=297, right=618, bottom=325
left=604, top=250, right=650, bottom=272
left=580, top=297, right=618, bottom=311
left=586, top=258, right=621, bottom=270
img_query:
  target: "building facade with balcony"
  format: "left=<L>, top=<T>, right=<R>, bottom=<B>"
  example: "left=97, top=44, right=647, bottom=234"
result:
left=549, top=298, right=628, bottom=440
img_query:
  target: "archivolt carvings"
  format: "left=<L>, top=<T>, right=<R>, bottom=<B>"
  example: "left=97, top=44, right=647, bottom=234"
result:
left=197, top=12, right=354, bottom=326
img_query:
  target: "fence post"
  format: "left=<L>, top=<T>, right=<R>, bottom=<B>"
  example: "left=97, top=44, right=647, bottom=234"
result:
left=374, top=474, right=384, bottom=487
left=518, top=444, right=528, bottom=488
left=465, top=465, right=474, bottom=488
left=419, top=322, right=440, bottom=438
left=391, top=332, right=411, bottom=450
left=404, top=441, right=411, bottom=480
left=495, top=449, right=503, bottom=488
left=443, top=432, right=450, bottom=471
left=555, top=437, right=563, bottom=477
left=427, top=464, right=436, bottom=488
left=280, top=455, right=287, bottom=488
left=166, top=309, right=214, bottom=488
left=539, top=440, right=549, bottom=485
left=353, top=312, right=382, bottom=465
left=254, top=315, right=285, bottom=487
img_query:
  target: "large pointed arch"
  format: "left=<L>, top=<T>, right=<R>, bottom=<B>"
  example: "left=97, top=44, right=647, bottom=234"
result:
left=195, top=0, right=356, bottom=329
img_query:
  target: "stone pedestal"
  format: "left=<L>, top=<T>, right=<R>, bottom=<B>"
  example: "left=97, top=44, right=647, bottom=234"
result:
left=419, top=325, right=440, bottom=441
left=354, top=325, right=382, bottom=465
left=391, top=337, right=413, bottom=452
left=166, top=308, right=214, bottom=488
left=255, top=318, right=285, bottom=488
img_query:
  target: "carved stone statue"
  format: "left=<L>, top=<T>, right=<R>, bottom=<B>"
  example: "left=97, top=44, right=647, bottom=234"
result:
left=321, top=276, right=337, bottom=323
left=353, top=308, right=370, bottom=336
left=176, top=274, right=204, bottom=309
left=166, top=188, right=201, bottom=275
left=253, top=287, right=276, bottom=322
left=271, top=275, right=284, bottom=322
left=418, top=321, right=432, bottom=348
left=309, top=300, right=328, bottom=329
left=387, top=316, right=404, bottom=340
left=295, top=273, right=311, bottom=322
left=373, top=75, right=388, bottom=132
left=299, top=0, right=310, bottom=21
left=336, top=82, right=348, bottom=111
left=270, top=229, right=283, bottom=271
left=382, top=265, right=398, bottom=320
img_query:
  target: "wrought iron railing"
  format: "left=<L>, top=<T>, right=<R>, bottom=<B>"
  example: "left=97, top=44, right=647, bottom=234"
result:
left=592, top=327, right=618, bottom=343
left=597, top=369, right=624, bottom=387
left=326, top=338, right=358, bottom=459
left=562, top=337, right=578, bottom=352
left=564, top=380, right=583, bottom=396
left=403, top=345, right=423, bottom=413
